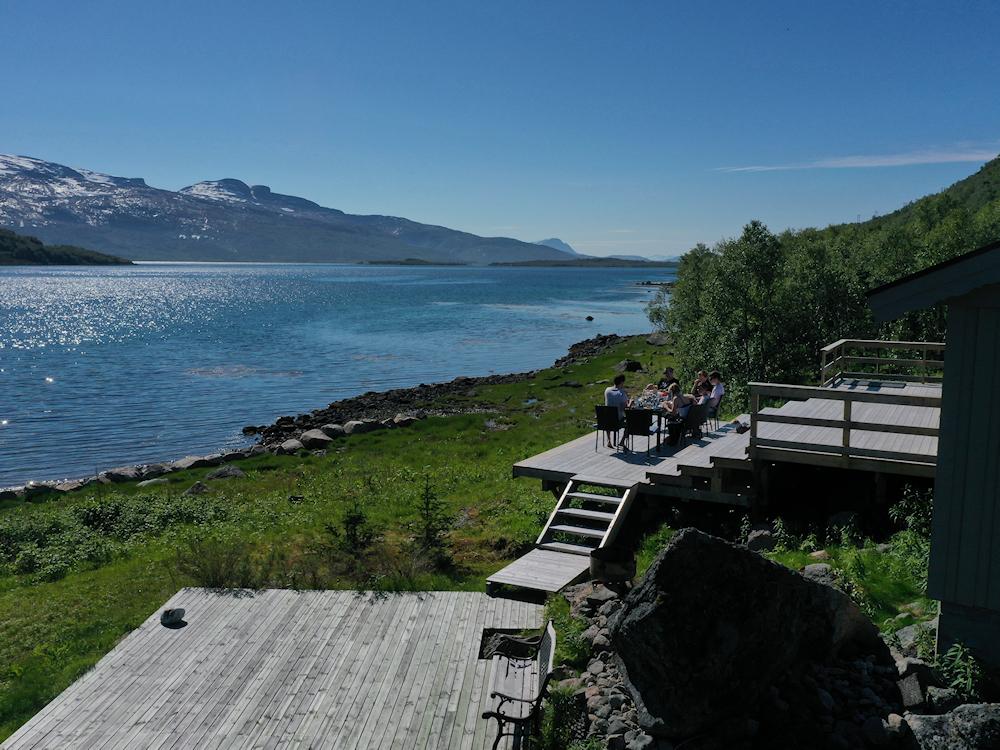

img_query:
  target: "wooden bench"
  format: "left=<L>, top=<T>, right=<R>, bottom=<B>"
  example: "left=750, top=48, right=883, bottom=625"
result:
left=482, top=620, right=557, bottom=750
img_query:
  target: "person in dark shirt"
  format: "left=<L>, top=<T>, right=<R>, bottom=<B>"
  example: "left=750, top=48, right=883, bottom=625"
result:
left=657, top=367, right=679, bottom=390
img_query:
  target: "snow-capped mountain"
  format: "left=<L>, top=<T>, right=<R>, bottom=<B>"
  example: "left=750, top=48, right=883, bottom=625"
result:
left=0, top=155, right=568, bottom=264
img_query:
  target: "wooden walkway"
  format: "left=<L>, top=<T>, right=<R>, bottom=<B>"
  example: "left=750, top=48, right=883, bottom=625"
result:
left=486, top=548, right=591, bottom=593
left=1, top=589, right=543, bottom=750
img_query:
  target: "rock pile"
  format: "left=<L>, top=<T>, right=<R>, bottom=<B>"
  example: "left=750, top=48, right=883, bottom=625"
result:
left=553, top=529, right=999, bottom=749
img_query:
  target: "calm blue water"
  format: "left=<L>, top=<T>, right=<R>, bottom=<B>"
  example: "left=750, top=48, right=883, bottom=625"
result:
left=0, top=263, right=671, bottom=486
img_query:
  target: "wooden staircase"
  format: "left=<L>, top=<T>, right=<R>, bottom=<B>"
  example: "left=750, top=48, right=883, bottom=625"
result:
left=486, top=476, right=639, bottom=596
left=536, top=477, right=638, bottom=555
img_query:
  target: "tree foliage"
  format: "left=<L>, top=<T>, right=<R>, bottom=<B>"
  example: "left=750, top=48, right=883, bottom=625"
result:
left=648, top=156, right=1000, bottom=407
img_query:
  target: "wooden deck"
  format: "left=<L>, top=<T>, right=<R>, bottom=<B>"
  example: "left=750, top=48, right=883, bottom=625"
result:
left=1, top=589, right=543, bottom=750
left=513, top=379, right=942, bottom=504
left=513, top=421, right=747, bottom=487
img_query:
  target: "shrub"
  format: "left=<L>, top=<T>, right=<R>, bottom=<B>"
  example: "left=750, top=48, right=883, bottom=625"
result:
left=173, top=535, right=264, bottom=589
left=890, top=485, right=933, bottom=539
left=544, top=596, right=590, bottom=670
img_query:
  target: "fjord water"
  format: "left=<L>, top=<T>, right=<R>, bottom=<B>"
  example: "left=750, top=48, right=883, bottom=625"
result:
left=0, top=263, right=669, bottom=486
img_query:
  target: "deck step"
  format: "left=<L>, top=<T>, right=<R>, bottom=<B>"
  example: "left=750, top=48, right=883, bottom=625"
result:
left=548, top=524, right=606, bottom=539
left=570, top=474, right=633, bottom=489
left=556, top=507, right=616, bottom=522
left=539, top=542, right=596, bottom=556
left=566, top=491, right=622, bottom=505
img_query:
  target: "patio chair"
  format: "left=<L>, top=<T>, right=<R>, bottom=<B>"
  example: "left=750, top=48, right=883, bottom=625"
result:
left=707, top=394, right=724, bottom=431
left=679, top=402, right=708, bottom=447
left=593, top=405, right=623, bottom=452
left=623, top=408, right=660, bottom=455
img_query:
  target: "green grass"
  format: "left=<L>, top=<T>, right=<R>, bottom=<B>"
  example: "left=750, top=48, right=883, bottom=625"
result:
left=0, top=335, right=673, bottom=740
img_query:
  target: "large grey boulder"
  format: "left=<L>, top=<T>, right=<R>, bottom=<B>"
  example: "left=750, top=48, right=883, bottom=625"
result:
left=171, top=455, right=221, bottom=471
left=299, top=429, right=333, bottom=449
left=205, top=465, right=246, bottom=481
left=136, top=477, right=169, bottom=488
left=609, top=528, right=883, bottom=739
left=344, top=419, right=383, bottom=435
left=277, top=438, right=304, bottom=454
left=102, top=465, right=141, bottom=483
left=320, top=423, right=346, bottom=437
left=904, top=704, right=1000, bottom=749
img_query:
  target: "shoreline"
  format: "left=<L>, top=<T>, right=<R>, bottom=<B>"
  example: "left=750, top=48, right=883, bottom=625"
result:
left=0, top=333, right=633, bottom=498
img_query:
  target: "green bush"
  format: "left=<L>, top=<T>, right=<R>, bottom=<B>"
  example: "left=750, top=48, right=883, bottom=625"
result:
left=544, top=596, right=590, bottom=670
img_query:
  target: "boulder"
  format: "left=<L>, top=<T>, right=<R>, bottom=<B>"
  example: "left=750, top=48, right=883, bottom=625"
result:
left=0, top=488, right=18, bottom=500
left=182, top=481, right=210, bottom=496
left=136, top=477, right=169, bottom=488
left=903, top=704, right=1000, bottom=749
left=277, top=438, right=304, bottom=454
left=171, top=455, right=221, bottom=471
left=614, top=359, right=644, bottom=373
left=344, top=420, right=383, bottom=435
left=809, top=549, right=832, bottom=561
left=299, top=429, right=334, bottom=449
left=141, top=463, right=169, bottom=479
left=897, top=673, right=926, bottom=712
left=801, top=563, right=838, bottom=589
left=19, top=483, right=53, bottom=499
left=205, top=465, right=246, bottom=481
left=320, top=423, right=346, bottom=437
left=646, top=332, right=670, bottom=346
left=102, top=466, right=141, bottom=483
left=392, top=414, right=417, bottom=427
left=247, top=445, right=267, bottom=457
left=54, top=480, right=86, bottom=493
left=926, top=686, right=963, bottom=715
left=745, top=528, right=776, bottom=552
left=608, top=528, right=883, bottom=739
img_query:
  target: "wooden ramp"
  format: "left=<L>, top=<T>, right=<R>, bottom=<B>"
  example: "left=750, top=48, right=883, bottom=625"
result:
left=486, top=548, right=590, bottom=594
left=1, top=589, right=543, bottom=750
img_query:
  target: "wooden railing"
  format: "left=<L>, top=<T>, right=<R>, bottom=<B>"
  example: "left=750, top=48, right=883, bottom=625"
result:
left=820, top=339, right=946, bottom=386
left=749, top=382, right=942, bottom=469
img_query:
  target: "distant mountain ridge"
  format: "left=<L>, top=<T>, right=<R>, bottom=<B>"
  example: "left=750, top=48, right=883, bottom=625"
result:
left=535, top=237, right=579, bottom=255
left=0, top=155, right=570, bottom=264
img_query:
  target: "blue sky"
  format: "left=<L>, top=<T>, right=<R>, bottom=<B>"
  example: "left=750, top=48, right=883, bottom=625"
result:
left=2, top=1, right=998, bottom=256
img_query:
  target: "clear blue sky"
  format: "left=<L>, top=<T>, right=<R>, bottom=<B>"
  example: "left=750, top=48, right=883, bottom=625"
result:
left=3, top=1, right=999, bottom=256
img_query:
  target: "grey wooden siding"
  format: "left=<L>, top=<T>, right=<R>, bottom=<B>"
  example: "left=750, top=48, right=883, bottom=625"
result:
left=928, top=292, right=1000, bottom=610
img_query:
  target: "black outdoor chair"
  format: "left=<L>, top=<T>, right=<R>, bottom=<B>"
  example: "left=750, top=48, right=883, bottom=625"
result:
left=679, top=402, right=708, bottom=447
left=707, top=394, right=724, bottom=431
left=593, top=405, right=623, bottom=451
left=623, top=408, right=660, bottom=455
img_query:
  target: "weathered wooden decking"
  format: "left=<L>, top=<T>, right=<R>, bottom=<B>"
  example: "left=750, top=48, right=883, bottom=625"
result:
left=487, top=548, right=591, bottom=593
left=512, top=421, right=746, bottom=487
left=1, top=589, right=543, bottom=750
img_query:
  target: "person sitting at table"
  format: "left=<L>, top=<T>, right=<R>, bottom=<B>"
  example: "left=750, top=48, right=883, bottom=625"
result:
left=603, top=374, right=630, bottom=447
left=662, top=383, right=692, bottom=418
left=658, top=367, right=679, bottom=390
left=692, top=369, right=709, bottom=395
left=708, top=371, right=725, bottom=407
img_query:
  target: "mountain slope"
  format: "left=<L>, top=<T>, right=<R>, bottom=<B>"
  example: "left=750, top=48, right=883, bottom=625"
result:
left=0, top=227, right=131, bottom=265
left=535, top=237, right=579, bottom=255
left=0, top=155, right=569, bottom=264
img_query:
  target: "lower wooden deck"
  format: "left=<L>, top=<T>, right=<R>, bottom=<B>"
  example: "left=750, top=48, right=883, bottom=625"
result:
left=1, top=589, right=543, bottom=750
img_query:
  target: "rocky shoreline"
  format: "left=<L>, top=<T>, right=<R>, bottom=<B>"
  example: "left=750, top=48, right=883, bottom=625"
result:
left=1, top=333, right=633, bottom=499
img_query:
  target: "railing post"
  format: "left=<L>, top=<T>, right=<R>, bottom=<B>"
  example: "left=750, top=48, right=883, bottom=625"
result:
left=842, top=398, right=852, bottom=458
left=750, top=387, right=760, bottom=455
left=820, top=349, right=827, bottom=386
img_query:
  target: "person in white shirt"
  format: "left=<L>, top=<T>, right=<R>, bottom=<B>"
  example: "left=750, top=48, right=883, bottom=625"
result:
left=603, top=374, right=630, bottom=448
left=708, top=371, right=725, bottom=407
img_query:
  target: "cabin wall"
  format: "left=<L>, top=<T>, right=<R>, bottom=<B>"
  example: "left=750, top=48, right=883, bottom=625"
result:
left=929, top=289, right=1000, bottom=659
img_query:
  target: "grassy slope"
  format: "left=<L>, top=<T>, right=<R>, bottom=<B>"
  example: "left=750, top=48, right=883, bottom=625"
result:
left=0, top=334, right=935, bottom=738
left=0, top=335, right=667, bottom=739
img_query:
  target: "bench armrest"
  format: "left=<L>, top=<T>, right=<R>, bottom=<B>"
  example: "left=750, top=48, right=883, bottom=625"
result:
left=490, top=690, right=536, bottom=703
